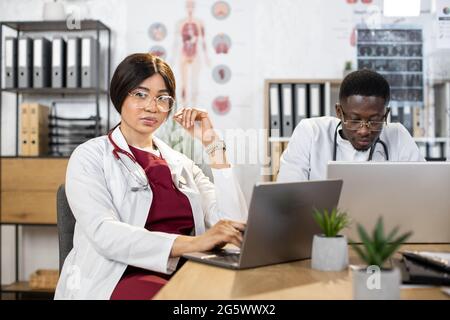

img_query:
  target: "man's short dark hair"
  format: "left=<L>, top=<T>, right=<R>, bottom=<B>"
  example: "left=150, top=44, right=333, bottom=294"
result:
left=339, top=69, right=390, bottom=106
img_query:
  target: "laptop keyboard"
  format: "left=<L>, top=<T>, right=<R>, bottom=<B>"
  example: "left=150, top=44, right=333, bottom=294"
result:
left=204, top=249, right=241, bottom=264
left=210, top=253, right=240, bottom=264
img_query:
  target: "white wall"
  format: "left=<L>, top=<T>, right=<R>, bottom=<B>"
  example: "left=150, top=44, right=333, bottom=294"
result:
left=1, top=0, right=446, bottom=285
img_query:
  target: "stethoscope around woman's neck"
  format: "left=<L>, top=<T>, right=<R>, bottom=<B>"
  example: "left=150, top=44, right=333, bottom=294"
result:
left=107, top=123, right=160, bottom=161
left=333, top=121, right=389, bottom=161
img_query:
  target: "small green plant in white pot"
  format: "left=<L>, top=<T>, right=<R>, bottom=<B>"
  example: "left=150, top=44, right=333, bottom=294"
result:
left=343, top=60, right=353, bottom=77
left=350, top=217, right=412, bottom=300
left=311, top=208, right=351, bottom=271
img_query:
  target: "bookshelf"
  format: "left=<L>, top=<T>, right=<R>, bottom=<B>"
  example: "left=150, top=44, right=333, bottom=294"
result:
left=0, top=19, right=111, bottom=155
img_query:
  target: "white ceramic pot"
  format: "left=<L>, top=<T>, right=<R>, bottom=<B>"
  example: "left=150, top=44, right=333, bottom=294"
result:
left=352, top=266, right=401, bottom=300
left=43, top=1, right=66, bottom=21
left=311, top=234, right=349, bottom=271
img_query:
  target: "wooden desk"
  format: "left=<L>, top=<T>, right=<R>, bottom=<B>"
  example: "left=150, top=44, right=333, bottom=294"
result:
left=155, top=244, right=450, bottom=300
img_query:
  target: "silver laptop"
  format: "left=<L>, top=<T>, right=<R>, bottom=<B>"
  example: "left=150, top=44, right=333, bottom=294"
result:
left=327, top=162, right=450, bottom=243
left=182, top=179, right=343, bottom=269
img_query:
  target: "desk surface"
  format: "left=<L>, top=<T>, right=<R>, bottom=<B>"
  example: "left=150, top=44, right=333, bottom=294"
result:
left=155, top=244, right=450, bottom=300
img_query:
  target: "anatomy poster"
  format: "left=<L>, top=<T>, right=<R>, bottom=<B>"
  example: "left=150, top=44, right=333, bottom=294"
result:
left=437, top=0, right=450, bottom=49
left=126, top=0, right=252, bottom=130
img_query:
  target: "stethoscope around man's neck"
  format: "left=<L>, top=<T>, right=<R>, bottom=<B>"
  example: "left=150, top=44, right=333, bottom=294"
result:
left=332, top=121, right=389, bottom=161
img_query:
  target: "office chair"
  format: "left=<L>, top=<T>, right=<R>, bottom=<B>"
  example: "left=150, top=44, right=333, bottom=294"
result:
left=56, top=184, right=76, bottom=273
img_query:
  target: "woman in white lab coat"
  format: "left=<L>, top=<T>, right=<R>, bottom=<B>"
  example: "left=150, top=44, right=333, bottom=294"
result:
left=55, top=53, right=247, bottom=300
left=278, top=69, right=424, bottom=182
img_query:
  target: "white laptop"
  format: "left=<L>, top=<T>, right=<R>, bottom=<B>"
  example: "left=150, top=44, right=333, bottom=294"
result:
left=327, top=162, right=450, bottom=243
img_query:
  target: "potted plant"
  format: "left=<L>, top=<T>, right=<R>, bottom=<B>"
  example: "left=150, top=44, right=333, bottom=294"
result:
left=311, top=208, right=351, bottom=271
left=350, top=217, right=412, bottom=300
left=343, top=60, right=353, bottom=78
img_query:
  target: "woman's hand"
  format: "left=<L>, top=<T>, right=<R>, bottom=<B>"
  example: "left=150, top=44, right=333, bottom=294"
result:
left=173, top=107, right=219, bottom=147
left=170, top=220, right=246, bottom=257
left=191, top=220, right=246, bottom=251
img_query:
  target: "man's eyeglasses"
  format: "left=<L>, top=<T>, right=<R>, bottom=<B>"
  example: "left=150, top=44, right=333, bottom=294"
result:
left=338, top=106, right=390, bottom=132
left=128, top=90, right=175, bottom=113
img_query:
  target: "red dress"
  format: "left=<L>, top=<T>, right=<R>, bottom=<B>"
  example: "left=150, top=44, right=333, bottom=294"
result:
left=110, top=145, right=194, bottom=300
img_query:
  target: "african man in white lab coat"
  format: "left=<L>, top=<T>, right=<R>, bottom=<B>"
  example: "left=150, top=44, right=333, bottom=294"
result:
left=277, top=69, right=424, bottom=182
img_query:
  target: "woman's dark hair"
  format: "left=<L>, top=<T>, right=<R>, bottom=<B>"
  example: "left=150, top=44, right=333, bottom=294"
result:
left=110, top=53, right=176, bottom=114
left=339, top=69, right=390, bottom=106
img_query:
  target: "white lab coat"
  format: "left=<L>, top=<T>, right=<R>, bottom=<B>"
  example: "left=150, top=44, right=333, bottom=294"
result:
left=277, top=116, right=425, bottom=182
left=54, top=126, right=248, bottom=300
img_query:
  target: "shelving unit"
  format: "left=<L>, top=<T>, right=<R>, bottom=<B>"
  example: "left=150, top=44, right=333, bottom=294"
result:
left=1, top=88, right=108, bottom=94
left=0, top=20, right=111, bottom=299
left=0, top=19, right=111, bottom=154
left=2, top=281, right=55, bottom=296
left=430, top=80, right=450, bottom=160
left=1, top=156, right=69, bottom=299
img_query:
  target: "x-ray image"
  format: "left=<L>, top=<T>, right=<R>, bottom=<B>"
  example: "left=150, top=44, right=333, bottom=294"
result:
left=356, top=28, right=423, bottom=107
left=391, top=45, right=406, bottom=56
left=406, top=74, right=422, bottom=86
left=376, top=30, right=391, bottom=41
left=407, top=89, right=423, bottom=101
left=358, top=45, right=373, bottom=56
left=387, top=60, right=407, bottom=72
left=357, top=29, right=373, bottom=41
left=384, top=74, right=404, bottom=87
left=389, top=30, right=408, bottom=42
left=375, top=45, right=389, bottom=56
left=407, top=60, right=422, bottom=72
left=407, top=45, right=422, bottom=57
left=358, top=59, right=373, bottom=69
left=391, top=89, right=423, bottom=102
left=391, top=89, right=407, bottom=101
left=407, top=30, right=422, bottom=42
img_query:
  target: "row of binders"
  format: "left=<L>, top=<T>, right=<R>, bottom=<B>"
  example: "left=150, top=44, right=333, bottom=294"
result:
left=417, top=141, right=447, bottom=161
left=5, top=36, right=98, bottom=89
left=390, top=106, right=415, bottom=135
left=389, top=105, right=430, bottom=138
left=269, top=83, right=329, bottom=138
left=20, top=103, right=50, bottom=156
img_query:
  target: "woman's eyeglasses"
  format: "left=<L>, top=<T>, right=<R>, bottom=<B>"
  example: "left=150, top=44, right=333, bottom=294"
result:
left=128, top=90, right=175, bottom=113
